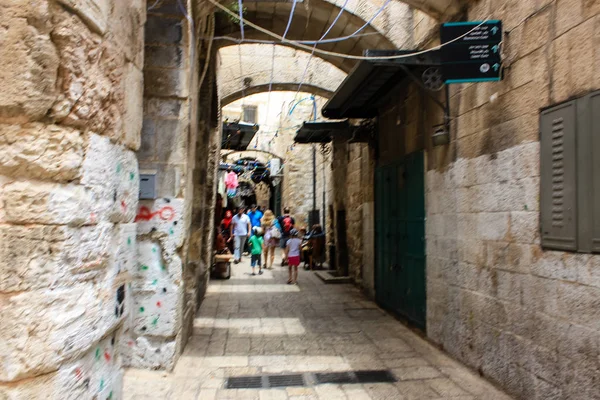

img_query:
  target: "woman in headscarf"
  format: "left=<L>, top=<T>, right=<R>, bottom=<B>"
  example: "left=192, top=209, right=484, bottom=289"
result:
left=221, top=210, right=234, bottom=253
left=260, top=210, right=280, bottom=269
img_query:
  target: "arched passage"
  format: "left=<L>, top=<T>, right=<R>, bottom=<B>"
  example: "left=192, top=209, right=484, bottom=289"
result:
left=215, top=0, right=412, bottom=73
left=218, top=44, right=345, bottom=105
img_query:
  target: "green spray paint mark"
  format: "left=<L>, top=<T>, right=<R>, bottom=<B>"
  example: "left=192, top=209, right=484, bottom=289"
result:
left=140, top=265, right=149, bottom=271
left=116, top=163, right=122, bottom=173
left=169, top=228, right=174, bottom=235
left=139, top=307, right=145, bottom=313
left=108, top=391, right=113, bottom=400
left=161, top=264, right=166, bottom=271
left=100, top=379, right=104, bottom=391
left=130, top=172, right=135, bottom=181
left=95, top=348, right=101, bottom=360
left=127, top=237, right=132, bottom=246
left=152, top=316, right=160, bottom=326
left=152, top=279, right=158, bottom=285
left=152, top=247, right=157, bottom=253
left=524, top=204, right=529, bottom=210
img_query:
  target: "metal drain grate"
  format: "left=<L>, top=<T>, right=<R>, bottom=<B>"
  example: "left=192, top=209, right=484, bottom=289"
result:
left=224, top=369, right=396, bottom=389
left=315, top=372, right=355, bottom=384
left=268, top=374, right=305, bottom=387
left=226, top=376, right=262, bottom=389
left=355, top=370, right=396, bottom=383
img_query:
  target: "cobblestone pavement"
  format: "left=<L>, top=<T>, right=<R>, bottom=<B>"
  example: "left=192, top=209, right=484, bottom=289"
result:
left=124, top=251, right=513, bottom=400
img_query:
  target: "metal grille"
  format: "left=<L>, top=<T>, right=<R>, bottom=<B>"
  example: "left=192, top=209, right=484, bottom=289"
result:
left=315, top=372, right=355, bottom=384
left=355, top=370, right=396, bottom=383
left=551, top=116, right=565, bottom=228
left=226, top=376, right=262, bottom=389
left=268, top=374, right=304, bottom=387
left=224, top=370, right=395, bottom=389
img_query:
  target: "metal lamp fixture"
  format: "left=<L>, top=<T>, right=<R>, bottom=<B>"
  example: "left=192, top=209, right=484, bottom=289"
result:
left=432, top=126, right=450, bottom=147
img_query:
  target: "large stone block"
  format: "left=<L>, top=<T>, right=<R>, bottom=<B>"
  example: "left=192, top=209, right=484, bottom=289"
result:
left=144, top=14, right=184, bottom=45
left=50, top=10, right=129, bottom=142
left=0, top=4, right=59, bottom=122
left=132, top=241, right=183, bottom=337
left=0, top=279, right=126, bottom=381
left=477, top=212, right=510, bottom=241
left=0, top=124, right=83, bottom=181
left=0, top=181, right=94, bottom=225
left=557, top=282, right=600, bottom=330
left=0, top=223, right=114, bottom=292
left=567, top=17, right=597, bottom=96
left=81, top=133, right=139, bottom=224
left=509, top=211, right=539, bottom=244
left=0, top=334, right=124, bottom=399
left=555, top=0, right=584, bottom=37
left=57, top=0, right=110, bottom=34
left=121, top=333, right=179, bottom=371
left=135, top=198, right=186, bottom=259
left=122, top=63, right=144, bottom=150
left=109, top=0, right=146, bottom=67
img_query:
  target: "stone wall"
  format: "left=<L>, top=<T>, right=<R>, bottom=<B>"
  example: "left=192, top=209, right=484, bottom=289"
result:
left=423, top=1, right=600, bottom=399
left=129, top=0, right=215, bottom=372
left=0, top=0, right=144, bottom=397
left=330, top=135, right=375, bottom=287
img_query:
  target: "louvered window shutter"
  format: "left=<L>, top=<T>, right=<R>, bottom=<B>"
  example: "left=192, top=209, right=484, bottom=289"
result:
left=540, top=101, right=577, bottom=251
left=589, top=91, right=600, bottom=252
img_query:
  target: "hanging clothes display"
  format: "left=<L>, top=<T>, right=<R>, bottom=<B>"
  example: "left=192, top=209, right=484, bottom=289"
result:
left=225, top=170, right=239, bottom=197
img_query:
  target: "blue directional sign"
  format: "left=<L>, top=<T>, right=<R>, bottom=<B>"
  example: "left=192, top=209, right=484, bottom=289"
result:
left=441, top=20, right=503, bottom=84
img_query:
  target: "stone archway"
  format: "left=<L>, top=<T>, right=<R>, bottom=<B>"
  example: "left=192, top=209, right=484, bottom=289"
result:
left=217, top=44, right=345, bottom=105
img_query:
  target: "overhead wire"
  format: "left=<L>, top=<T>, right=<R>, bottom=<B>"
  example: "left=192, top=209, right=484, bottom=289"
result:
left=147, top=0, right=161, bottom=11
left=209, top=0, right=492, bottom=61
left=237, top=0, right=245, bottom=41
left=282, top=0, right=298, bottom=40
left=295, top=0, right=349, bottom=97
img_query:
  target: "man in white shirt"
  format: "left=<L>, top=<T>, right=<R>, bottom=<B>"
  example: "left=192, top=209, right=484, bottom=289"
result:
left=230, top=206, right=252, bottom=263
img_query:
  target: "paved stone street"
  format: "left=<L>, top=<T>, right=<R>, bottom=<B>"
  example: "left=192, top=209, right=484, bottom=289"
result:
left=123, top=252, right=512, bottom=400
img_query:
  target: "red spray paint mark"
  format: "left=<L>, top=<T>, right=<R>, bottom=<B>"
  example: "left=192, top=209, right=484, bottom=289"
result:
left=135, top=206, right=175, bottom=222
left=156, top=301, right=162, bottom=307
left=121, top=200, right=127, bottom=211
left=128, top=341, right=134, bottom=347
left=104, top=351, right=111, bottom=362
left=74, top=368, right=83, bottom=379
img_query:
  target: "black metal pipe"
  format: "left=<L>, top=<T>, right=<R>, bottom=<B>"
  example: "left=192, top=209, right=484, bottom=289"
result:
left=312, top=145, right=317, bottom=213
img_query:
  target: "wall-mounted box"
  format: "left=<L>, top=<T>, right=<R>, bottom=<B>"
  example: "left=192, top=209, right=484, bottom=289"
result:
left=139, top=172, right=157, bottom=199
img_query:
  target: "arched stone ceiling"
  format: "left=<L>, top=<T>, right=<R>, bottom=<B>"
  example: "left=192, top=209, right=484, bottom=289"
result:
left=215, top=0, right=415, bottom=72
left=218, top=44, right=345, bottom=105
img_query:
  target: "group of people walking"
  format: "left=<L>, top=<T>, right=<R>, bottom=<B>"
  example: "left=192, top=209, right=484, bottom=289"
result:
left=219, top=205, right=309, bottom=284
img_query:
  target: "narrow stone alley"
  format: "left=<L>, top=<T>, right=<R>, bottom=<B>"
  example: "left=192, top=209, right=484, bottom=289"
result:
left=123, top=251, right=512, bottom=400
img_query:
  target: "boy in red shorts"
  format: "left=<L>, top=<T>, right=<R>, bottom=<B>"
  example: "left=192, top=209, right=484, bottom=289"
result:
left=284, top=229, right=302, bottom=284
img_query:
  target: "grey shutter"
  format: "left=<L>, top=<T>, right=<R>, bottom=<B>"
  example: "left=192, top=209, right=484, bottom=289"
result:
left=540, top=101, right=577, bottom=251
left=589, top=91, right=600, bottom=252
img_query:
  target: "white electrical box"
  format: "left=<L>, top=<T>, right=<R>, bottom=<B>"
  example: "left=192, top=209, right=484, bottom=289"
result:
left=139, top=173, right=157, bottom=199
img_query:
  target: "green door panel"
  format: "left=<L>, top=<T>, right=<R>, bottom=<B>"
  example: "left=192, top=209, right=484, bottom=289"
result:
left=375, top=151, right=426, bottom=330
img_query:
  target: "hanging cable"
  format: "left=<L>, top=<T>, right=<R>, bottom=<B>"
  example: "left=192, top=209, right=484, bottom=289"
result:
left=237, top=0, right=245, bottom=41
left=282, top=0, right=298, bottom=40
left=296, top=0, right=349, bottom=95
left=210, top=0, right=492, bottom=61
left=147, top=0, right=161, bottom=11
left=314, top=0, right=391, bottom=45
left=207, top=31, right=380, bottom=45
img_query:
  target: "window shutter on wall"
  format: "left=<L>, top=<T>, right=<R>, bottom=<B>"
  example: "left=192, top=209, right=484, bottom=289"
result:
left=540, top=101, right=577, bottom=251
left=589, top=91, right=600, bottom=252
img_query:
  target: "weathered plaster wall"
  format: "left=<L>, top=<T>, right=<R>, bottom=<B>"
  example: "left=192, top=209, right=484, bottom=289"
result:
left=129, top=0, right=215, bottom=372
left=424, top=1, right=600, bottom=399
left=0, top=0, right=144, bottom=397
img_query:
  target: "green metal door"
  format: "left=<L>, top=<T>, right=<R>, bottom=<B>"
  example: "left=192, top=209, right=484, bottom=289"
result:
left=375, top=151, right=426, bottom=330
